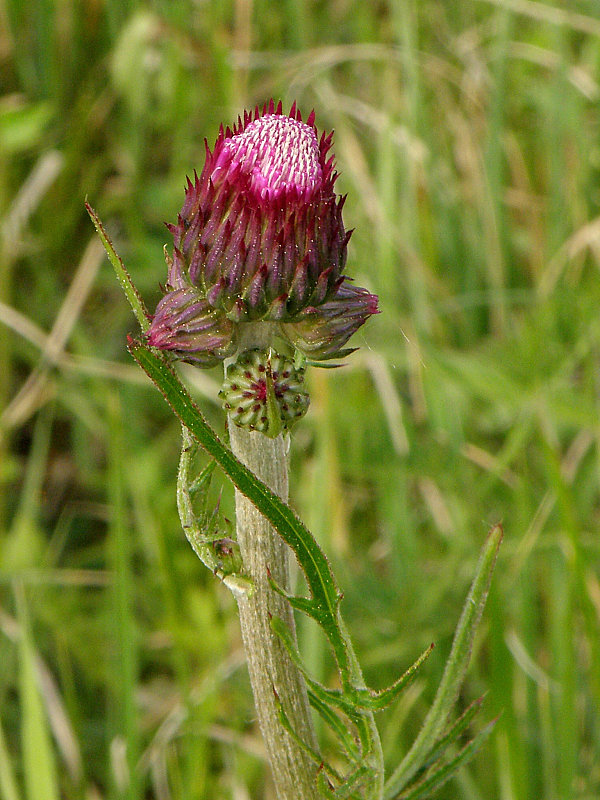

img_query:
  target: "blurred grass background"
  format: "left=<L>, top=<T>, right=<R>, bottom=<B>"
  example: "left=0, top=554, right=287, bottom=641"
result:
left=1, top=0, right=600, bottom=798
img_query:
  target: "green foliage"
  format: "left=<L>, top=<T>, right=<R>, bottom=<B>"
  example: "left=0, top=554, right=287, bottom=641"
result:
left=2, top=1, right=600, bottom=797
left=126, top=340, right=387, bottom=796
left=91, top=214, right=498, bottom=795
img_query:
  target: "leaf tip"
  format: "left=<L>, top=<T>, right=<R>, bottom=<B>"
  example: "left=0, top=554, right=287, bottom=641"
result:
left=85, top=199, right=98, bottom=223
left=488, top=522, right=504, bottom=546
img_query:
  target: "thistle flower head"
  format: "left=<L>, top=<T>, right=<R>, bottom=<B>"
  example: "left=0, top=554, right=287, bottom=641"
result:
left=147, top=100, right=378, bottom=363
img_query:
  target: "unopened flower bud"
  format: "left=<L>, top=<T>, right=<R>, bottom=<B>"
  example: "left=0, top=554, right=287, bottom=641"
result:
left=219, top=349, right=309, bottom=436
left=147, top=100, right=378, bottom=365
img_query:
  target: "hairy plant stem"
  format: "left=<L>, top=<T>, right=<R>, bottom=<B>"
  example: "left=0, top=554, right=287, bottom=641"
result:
left=227, top=324, right=319, bottom=800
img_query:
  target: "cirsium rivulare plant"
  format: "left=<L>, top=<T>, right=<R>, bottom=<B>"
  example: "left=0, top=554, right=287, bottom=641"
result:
left=87, top=99, right=500, bottom=800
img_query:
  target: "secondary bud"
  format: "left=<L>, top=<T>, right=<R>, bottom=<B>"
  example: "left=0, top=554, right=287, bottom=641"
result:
left=219, top=349, right=309, bottom=436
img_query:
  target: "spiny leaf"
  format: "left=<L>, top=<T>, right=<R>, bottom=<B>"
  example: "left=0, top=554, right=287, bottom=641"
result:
left=269, top=616, right=355, bottom=714
left=271, top=600, right=431, bottom=712
left=351, top=645, right=433, bottom=712
left=389, top=696, right=487, bottom=796
left=269, top=615, right=376, bottom=762
left=273, top=689, right=342, bottom=782
left=308, top=690, right=360, bottom=761
left=330, top=764, right=373, bottom=799
left=275, top=688, right=375, bottom=800
left=268, top=572, right=343, bottom=645
left=317, top=769, right=337, bottom=798
left=421, top=695, right=486, bottom=771
left=383, top=525, right=502, bottom=799
left=393, top=718, right=498, bottom=800
left=85, top=202, right=150, bottom=333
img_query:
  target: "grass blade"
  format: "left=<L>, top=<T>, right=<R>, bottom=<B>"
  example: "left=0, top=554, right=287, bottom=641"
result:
left=0, top=718, right=22, bottom=800
left=106, top=393, right=140, bottom=799
left=15, top=585, right=59, bottom=800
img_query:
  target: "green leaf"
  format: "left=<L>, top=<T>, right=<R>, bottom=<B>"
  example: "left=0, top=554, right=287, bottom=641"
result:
left=273, top=690, right=342, bottom=781
left=269, top=614, right=377, bottom=779
left=177, top=426, right=252, bottom=594
left=85, top=202, right=151, bottom=333
left=351, top=645, right=433, bottom=712
left=268, top=576, right=341, bottom=639
left=393, top=719, right=498, bottom=800
left=275, top=681, right=373, bottom=800
left=330, top=764, right=373, bottom=799
left=307, top=690, right=360, bottom=761
left=383, top=525, right=502, bottom=799
left=421, top=695, right=486, bottom=771
left=269, top=616, right=355, bottom=715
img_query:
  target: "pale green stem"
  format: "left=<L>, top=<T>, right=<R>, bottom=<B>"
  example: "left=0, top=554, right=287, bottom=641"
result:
left=227, top=323, right=320, bottom=800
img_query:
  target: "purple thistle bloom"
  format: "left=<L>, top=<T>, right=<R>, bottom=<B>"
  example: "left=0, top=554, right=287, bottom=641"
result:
left=147, top=99, right=378, bottom=363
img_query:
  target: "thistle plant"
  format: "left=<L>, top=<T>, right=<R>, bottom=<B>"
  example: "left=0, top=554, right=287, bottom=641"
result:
left=88, top=99, right=501, bottom=800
